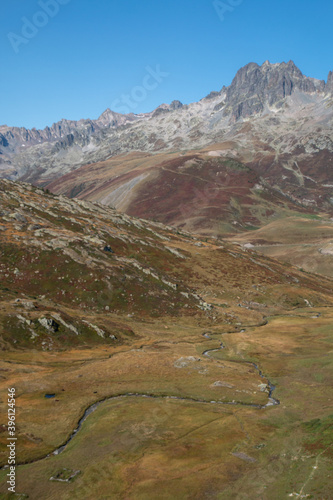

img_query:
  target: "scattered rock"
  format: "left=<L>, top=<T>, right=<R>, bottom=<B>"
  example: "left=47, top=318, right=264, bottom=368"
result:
left=51, top=313, right=79, bottom=335
left=165, top=246, right=186, bottom=259
left=174, top=356, right=201, bottom=368
left=22, top=301, right=36, bottom=310
left=211, top=381, right=234, bottom=388
left=17, top=314, right=32, bottom=326
left=232, top=452, right=257, bottom=463
left=198, top=300, right=213, bottom=311
left=28, top=223, right=43, bottom=231
left=38, top=317, right=59, bottom=333
left=50, top=468, right=81, bottom=482
left=82, top=320, right=105, bottom=338
left=11, top=212, right=27, bottom=223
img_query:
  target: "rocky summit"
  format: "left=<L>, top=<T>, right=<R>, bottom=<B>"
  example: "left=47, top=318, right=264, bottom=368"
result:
left=225, top=60, right=328, bottom=119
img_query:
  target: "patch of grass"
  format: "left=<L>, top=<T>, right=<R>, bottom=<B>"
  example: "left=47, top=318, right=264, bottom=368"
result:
left=303, top=414, right=333, bottom=451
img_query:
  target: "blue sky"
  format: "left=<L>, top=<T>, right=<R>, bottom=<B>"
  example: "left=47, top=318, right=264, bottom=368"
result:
left=1, top=0, right=332, bottom=129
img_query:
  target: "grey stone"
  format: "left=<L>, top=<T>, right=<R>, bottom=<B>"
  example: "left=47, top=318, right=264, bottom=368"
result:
left=38, top=317, right=59, bottom=332
left=225, top=60, right=326, bottom=120
left=12, top=213, right=27, bottom=223
left=170, top=100, right=183, bottom=110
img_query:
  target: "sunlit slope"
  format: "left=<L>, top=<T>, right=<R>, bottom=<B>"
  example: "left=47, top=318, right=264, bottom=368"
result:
left=0, top=179, right=333, bottom=499
left=228, top=215, right=333, bottom=277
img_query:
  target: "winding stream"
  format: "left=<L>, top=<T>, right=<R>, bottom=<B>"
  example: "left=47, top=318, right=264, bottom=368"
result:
left=2, top=323, right=279, bottom=469
left=202, top=332, right=279, bottom=408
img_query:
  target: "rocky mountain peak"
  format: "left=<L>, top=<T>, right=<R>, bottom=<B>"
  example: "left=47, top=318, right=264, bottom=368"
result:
left=151, top=100, right=183, bottom=117
left=97, top=108, right=138, bottom=128
left=98, top=108, right=118, bottom=122
left=170, top=100, right=183, bottom=110
left=284, top=59, right=303, bottom=76
left=225, top=60, right=324, bottom=120
left=326, top=70, right=333, bottom=93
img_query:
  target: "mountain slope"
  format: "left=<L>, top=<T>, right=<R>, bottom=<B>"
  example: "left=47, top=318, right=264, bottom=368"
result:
left=1, top=180, right=333, bottom=499
left=1, top=177, right=332, bottom=350
left=46, top=151, right=317, bottom=235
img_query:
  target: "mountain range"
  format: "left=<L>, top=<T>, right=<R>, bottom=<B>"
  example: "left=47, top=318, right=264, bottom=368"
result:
left=0, top=61, right=331, bottom=178
left=1, top=62, right=333, bottom=238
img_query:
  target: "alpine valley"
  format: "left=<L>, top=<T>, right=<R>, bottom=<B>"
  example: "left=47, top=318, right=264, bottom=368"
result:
left=0, top=61, right=333, bottom=500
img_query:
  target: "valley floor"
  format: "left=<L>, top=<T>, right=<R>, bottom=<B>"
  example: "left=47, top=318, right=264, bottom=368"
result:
left=1, top=307, right=333, bottom=499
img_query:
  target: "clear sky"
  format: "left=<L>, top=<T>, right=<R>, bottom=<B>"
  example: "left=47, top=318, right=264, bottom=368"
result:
left=1, top=0, right=332, bottom=129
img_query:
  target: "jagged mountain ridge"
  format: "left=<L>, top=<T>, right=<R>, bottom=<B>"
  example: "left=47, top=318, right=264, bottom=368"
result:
left=225, top=60, right=329, bottom=119
left=1, top=60, right=332, bottom=186
left=0, top=109, right=137, bottom=174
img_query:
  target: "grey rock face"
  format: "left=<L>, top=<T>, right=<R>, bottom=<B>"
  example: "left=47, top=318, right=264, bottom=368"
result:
left=225, top=60, right=326, bottom=120
left=11, top=213, right=27, bottom=223
left=326, top=71, right=333, bottom=93
left=38, top=317, right=59, bottom=332
left=0, top=135, right=9, bottom=147
left=152, top=106, right=170, bottom=117
left=170, top=100, right=183, bottom=110
left=204, top=90, right=221, bottom=100
left=152, top=100, right=183, bottom=116
left=0, top=110, right=137, bottom=167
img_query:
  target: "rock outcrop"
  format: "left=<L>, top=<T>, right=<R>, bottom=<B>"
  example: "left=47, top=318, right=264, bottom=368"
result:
left=225, top=60, right=326, bottom=119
